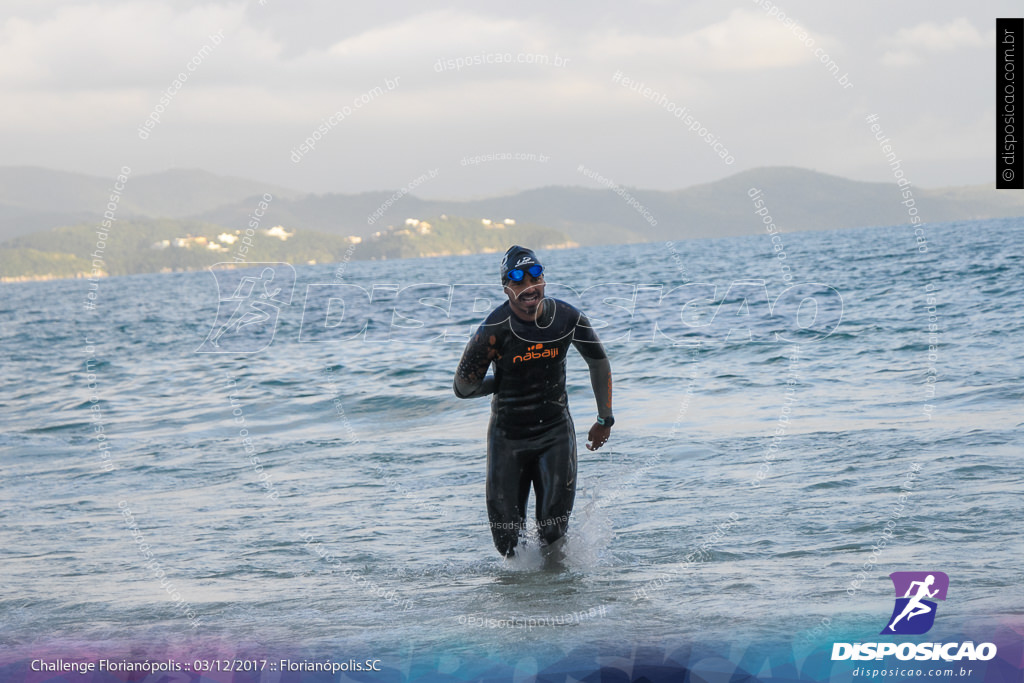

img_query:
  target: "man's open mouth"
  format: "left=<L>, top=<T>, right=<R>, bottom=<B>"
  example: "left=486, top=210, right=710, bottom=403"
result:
left=519, top=290, right=541, bottom=305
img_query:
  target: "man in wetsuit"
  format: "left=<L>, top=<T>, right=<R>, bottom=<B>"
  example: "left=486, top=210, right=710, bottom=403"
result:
left=453, top=245, right=614, bottom=558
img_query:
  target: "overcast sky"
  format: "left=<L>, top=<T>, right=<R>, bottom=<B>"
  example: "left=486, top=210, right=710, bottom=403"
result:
left=0, top=0, right=1011, bottom=198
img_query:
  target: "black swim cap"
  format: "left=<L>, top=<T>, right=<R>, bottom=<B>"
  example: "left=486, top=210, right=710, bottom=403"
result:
left=500, top=245, right=542, bottom=282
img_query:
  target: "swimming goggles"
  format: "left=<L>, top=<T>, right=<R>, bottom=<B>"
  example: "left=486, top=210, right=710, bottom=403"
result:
left=506, top=264, right=544, bottom=282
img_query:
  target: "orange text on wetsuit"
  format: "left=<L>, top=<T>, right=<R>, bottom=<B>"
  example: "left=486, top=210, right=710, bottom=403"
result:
left=512, top=344, right=559, bottom=364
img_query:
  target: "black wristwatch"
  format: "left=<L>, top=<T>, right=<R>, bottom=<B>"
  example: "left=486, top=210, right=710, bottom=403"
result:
left=597, top=415, right=615, bottom=428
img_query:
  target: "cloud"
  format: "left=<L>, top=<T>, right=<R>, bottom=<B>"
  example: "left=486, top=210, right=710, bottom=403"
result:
left=0, top=2, right=257, bottom=88
left=585, top=8, right=841, bottom=72
left=0, top=2, right=1003, bottom=194
left=325, top=9, right=528, bottom=62
left=879, top=17, right=988, bottom=67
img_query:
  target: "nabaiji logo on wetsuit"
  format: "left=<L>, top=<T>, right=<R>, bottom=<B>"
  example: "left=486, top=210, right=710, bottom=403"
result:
left=831, top=571, right=997, bottom=663
left=513, top=343, right=559, bottom=364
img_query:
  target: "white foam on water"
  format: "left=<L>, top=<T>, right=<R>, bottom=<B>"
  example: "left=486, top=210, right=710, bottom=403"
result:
left=502, top=535, right=546, bottom=571
left=563, top=484, right=616, bottom=570
left=499, top=482, right=616, bottom=572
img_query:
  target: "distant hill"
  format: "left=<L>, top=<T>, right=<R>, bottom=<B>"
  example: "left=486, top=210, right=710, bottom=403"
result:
left=661, top=167, right=1024, bottom=236
left=194, top=185, right=653, bottom=246
left=0, top=203, right=102, bottom=243
left=0, top=167, right=303, bottom=241
left=0, top=166, right=149, bottom=215
left=0, top=216, right=573, bottom=281
left=2, top=165, right=1022, bottom=250
left=129, top=168, right=305, bottom=218
left=194, top=167, right=1024, bottom=246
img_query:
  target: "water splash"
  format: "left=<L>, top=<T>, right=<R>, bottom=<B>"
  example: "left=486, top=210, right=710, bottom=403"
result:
left=499, top=487, right=614, bottom=573
left=563, top=483, right=615, bottom=570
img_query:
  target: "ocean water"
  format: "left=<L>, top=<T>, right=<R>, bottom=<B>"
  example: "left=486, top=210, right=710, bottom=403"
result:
left=1, top=218, right=1022, bottom=674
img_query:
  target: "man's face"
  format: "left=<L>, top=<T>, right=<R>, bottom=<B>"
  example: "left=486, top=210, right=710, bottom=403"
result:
left=504, top=269, right=545, bottom=320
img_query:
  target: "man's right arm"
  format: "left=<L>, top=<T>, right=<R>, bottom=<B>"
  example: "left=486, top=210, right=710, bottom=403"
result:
left=453, top=330, right=498, bottom=399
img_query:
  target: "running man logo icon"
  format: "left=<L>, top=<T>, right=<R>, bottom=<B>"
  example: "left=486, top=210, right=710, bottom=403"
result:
left=881, top=571, right=949, bottom=635
left=196, top=263, right=296, bottom=354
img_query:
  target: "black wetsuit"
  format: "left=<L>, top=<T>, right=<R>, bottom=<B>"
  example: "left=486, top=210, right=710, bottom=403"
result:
left=454, top=298, right=611, bottom=556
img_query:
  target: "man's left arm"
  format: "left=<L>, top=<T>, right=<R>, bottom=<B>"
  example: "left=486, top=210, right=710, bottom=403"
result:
left=572, top=312, right=613, bottom=451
